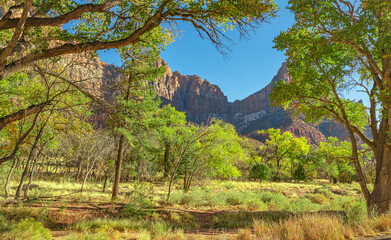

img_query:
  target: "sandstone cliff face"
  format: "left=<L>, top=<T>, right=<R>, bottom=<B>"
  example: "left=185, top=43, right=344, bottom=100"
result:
left=154, top=60, right=344, bottom=145
left=89, top=57, right=350, bottom=145
left=230, top=62, right=291, bottom=115
left=155, top=60, right=290, bottom=116
left=155, top=58, right=229, bottom=114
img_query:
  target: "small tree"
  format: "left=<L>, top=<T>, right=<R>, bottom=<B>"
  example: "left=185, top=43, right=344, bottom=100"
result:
left=293, top=163, right=306, bottom=182
left=259, top=128, right=310, bottom=179
left=250, top=162, right=271, bottom=183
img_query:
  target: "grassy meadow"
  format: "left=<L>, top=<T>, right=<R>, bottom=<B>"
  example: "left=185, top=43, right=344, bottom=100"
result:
left=1, top=176, right=391, bottom=240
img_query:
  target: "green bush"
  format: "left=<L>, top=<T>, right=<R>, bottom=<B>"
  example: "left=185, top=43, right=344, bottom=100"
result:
left=284, top=198, right=320, bottom=212
left=306, top=193, right=329, bottom=204
left=313, top=187, right=334, bottom=199
left=293, top=163, right=306, bottom=181
left=123, top=182, right=154, bottom=219
left=338, top=164, right=356, bottom=183
left=341, top=199, right=367, bottom=226
left=65, top=230, right=121, bottom=240
left=250, top=162, right=271, bottom=182
left=0, top=217, right=52, bottom=240
left=258, top=191, right=287, bottom=208
left=223, top=182, right=236, bottom=190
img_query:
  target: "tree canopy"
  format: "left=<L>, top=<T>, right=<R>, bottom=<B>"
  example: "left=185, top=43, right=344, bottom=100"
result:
left=0, top=0, right=277, bottom=79
left=271, top=0, right=391, bottom=213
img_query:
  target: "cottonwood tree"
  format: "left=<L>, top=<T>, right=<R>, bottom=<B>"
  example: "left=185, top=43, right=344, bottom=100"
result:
left=166, top=120, right=246, bottom=199
left=154, top=105, right=187, bottom=178
left=0, top=0, right=276, bottom=130
left=259, top=128, right=310, bottom=179
left=315, top=137, right=354, bottom=183
left=271, top=0, right=391, bottom=213
left=0, top=62, right=91, bottom=166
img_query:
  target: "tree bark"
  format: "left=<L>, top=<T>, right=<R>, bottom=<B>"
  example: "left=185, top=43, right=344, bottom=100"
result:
left=5, top=157, right=17, bottom=198
left=112, top=135, right=125, bottom=200
left=0, top=101, right=49, bottom=131
left=15, top=125, right=44, bottom=199
left=368, top=118, right=391, bottom=213
left=102, top=175, right=108, bottom=193
left=163, top=144, right=170, bottom=178
left=369, top=147, right=391, bottom=213
left=24, top=158, right=37, bottom=199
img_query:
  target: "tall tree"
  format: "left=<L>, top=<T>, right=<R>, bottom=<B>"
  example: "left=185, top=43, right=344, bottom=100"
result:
left=111, top=47, right=163, bottom=200
left=271, top=0, right=391, bottom=212
left=0, top=0, right=276, bottom=133
left=0, top=0, right=276, bottom=78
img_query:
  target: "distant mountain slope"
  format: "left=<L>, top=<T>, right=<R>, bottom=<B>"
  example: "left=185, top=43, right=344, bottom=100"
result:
left=154, top=59, right=333, bottom=144
left=91, top=57, right=353, bottom=145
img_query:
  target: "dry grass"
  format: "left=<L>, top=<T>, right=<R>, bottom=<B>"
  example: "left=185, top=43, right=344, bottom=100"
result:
left=372, top=214, right=391, bottom=233
left=252, top=212, right=391, bottom=240
left=254, top=214, right=351, bottom=240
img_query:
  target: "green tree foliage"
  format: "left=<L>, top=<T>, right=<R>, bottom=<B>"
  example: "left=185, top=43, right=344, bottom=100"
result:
left=154, top=105, right=187, bottom=178
left=111, top=46, right=164, bottom=199
left=0, top=0, right=276, bottom=78
left=166, top=120, right=246, bottom=198
left=271, top=0, right=391, bottom=212
left=293, top=163, right=306, bottom=182
left=0, top=66, right=90, bottom=165
left=0, top=0, right=277, bottom=138
left=315, top=137, right=354, bottom=183
left=259, top=128, right=310, bottom=180
left=250, top=161, right=271, bottom=183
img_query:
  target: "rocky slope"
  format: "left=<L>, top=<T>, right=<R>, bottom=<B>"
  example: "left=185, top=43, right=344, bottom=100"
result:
left=154, top=59, right=329, bottom=144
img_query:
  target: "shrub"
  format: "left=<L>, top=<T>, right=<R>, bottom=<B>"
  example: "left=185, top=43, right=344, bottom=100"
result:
left=306, top=193, right=329, bottom=204
left=250, top=162, right=271, bottom=182
left=284, top=198, right=320, bottom=212
left=293, top=163, right=306, bottom=181
left=137, top=230, right=151, bottom=240
left=73, top=217, right=148, bottom=231
left=258, top=191, right=287, bottom=209
left=124, top=182, right=154, bottom=219
left=342, top=200, right=367, bottom=226
left=0, top=217, right=52, bottom=240
left=65, top=231, right=121, bottom=240
left=147, top=221, right=173, bottom=238
left=313, top=187, right=334, bottom=199
left=338, top=165, right=356, bottom=183
left=223, top=182, right=236, bottom=190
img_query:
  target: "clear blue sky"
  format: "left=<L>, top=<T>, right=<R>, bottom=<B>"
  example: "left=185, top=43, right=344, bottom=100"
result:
left=99, top=0, right=295, bottom=102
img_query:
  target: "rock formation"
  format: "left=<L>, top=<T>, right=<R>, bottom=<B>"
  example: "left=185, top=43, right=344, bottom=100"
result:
left=154, top=60, right=347, bottom=145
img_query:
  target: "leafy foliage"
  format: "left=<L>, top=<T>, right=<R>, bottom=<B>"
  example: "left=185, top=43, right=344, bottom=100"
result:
left=250, top=162, right=271, bottom=182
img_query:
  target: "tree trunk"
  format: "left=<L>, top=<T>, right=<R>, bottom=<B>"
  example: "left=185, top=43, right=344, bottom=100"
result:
left=24, top=159, right=37, bottom=199
left=81, top=158, right=98, bottom=193
left=368, top=143, right=391, bottom=213
left=15, top=127, right=44, bottom=199
left=102, top=175, right=108, bottom=193
left=5, top=157, right=17, bottom=198
left=112, top=135, right=125, bottom=200
left=163, top=144, right=170, bottom=178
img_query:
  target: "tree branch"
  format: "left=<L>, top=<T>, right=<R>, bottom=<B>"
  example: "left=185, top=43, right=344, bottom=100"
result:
left=0, top=0, right=31, bottom=68
left=0, top=1, right=123, bottom=31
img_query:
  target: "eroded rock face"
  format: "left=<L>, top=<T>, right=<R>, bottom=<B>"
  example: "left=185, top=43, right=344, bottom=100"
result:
left=154, top=60, right=346, bottom=145
left=155, top=59, right=229, bottom=114
left=230, top=62, right=291, bottom=115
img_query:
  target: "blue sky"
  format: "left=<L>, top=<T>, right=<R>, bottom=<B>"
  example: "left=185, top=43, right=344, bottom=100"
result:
left=99, top=0, right=294, bottom=102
